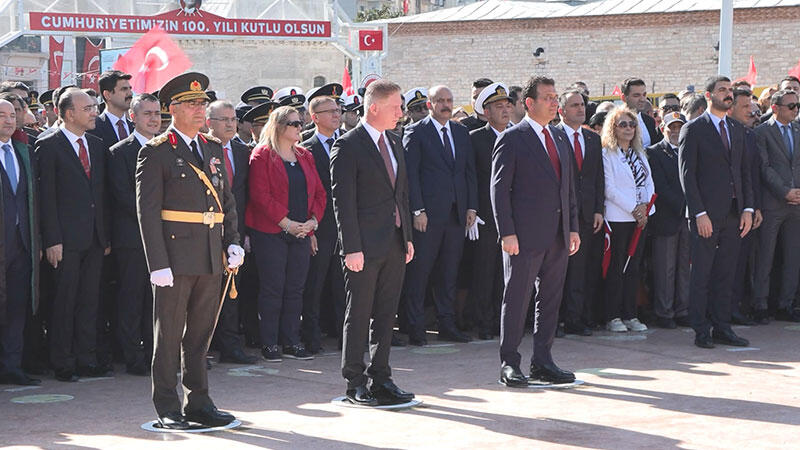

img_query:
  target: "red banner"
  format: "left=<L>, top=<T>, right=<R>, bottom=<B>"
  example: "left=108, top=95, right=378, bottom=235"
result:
left=48, top=36, right=64, bottom=89
left=358, top=30, right=382, bottom=51
left=77, top=37, right=104, bottom=90
left=29, top=9, right=331, bottom=38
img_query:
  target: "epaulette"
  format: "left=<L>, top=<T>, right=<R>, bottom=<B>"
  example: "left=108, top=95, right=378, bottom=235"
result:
left=147, top=132, right=171, bottom=147
left=200, top=132, right=221, bottom=144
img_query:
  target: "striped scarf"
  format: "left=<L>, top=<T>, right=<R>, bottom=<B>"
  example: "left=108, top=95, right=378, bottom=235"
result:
left=623, top=147, right=648, bottom=202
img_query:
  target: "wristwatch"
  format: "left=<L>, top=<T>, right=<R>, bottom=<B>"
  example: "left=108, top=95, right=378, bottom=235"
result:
left=413, top=209, right=425, bottom=216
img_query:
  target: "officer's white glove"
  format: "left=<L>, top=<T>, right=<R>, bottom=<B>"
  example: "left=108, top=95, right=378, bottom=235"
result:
left=150, top=268, right=174, bottom=287
left=227, top=244, right=245, bottom=269
left=466, top=216, right=485, bottom=241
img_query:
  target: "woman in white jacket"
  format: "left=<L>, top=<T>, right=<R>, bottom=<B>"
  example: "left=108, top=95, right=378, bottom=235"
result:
left=601, top=106, right=655, bottom=332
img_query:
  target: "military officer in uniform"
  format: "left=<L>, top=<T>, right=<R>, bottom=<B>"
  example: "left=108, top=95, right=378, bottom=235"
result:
left=136, top=73, right=244, bottom=429
left=404, top=88, right=429, bottom=124
left=241, top=101, right=277, bottom=145
left=241, top=86, right=274, bottom=107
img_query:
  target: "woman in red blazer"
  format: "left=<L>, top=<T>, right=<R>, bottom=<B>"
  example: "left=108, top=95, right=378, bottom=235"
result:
left=246, top=106, right=326, bottom=362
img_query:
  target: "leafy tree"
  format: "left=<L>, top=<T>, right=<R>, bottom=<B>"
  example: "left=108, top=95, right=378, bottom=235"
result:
left=356, top=5, right=404, bottom=22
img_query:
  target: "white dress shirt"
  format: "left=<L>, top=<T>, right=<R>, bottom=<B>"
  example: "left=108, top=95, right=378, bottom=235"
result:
left=173, top=127, right=202, bottom=160
left=0, top=138, right=19, bottom=181
left=132, top=130, right=149, bottom=148
left=59, top=125, right=90, bottom=165
left=362, top=119, right=397, bottom=174
left=316, top=131, right=336, bottom=156
left=523, top=115, right=556, bottom=158
left=637, top=112, right=651, bottom=147
left=430, top=116, right=455, bottom=158
left=560, top=122, right=585, bottom=157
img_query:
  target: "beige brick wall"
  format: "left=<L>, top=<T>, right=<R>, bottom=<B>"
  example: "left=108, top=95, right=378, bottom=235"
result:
left=384, top=7, right=800, bottom=105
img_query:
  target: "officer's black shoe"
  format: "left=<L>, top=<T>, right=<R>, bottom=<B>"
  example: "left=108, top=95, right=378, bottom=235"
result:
left=157, top=411, right=190, bottom=430
left=184, top=405, right=235, bottom=427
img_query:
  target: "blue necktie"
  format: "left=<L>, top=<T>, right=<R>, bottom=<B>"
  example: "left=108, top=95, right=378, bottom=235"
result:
left=783, top=125, right=793, bottom=157
left=2, top=143, right=17, bottom=194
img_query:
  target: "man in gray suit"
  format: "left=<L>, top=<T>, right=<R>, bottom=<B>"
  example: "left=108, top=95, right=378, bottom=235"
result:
left=753, top=89, right=800, bottom=323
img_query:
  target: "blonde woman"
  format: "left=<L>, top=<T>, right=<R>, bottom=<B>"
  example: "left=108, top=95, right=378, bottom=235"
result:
left=601, top=106, right=655, bottom=332
left=246, top=106, right=326, bottom=362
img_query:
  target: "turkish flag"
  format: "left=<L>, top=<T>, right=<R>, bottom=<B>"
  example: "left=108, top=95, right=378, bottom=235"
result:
left=790, top=58, right=800, bottom=80
left=113, top=26, right=192, bottom=94
left=49, top=37, right=64, bottom=89
left=342, top=66, right=354, bottom=96
left=611, top=85, right=622, bottom=97
left=601, top=221, right=612, bottom=279
left=358, top=30, right=383, bottom=51
left=736, top=56, right=757, bottom=86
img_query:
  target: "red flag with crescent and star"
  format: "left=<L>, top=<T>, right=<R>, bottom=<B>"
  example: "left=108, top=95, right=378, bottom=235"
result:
left=358, top=30, right=383, bottom=51
left=113, top=26, right=192, bottom=93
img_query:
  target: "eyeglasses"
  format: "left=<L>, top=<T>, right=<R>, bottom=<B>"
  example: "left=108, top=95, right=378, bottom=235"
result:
left=179, top=100, right=209, bottom=109
left=616, top=120, right=637, bottom=129
left=209, top=117, right=237, bottom=124
left=285, top=120, right=303, bottom=128
left=72, top=104, right=98, bottom=112
left=315, top=108, right=341, bottom=115
left=779, top=103, right=800, bottom=110
left=661, top=105, right=681, bottom=113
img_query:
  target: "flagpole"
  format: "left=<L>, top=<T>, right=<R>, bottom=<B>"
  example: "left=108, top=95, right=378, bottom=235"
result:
left=718, top=0, right=733, bottom=77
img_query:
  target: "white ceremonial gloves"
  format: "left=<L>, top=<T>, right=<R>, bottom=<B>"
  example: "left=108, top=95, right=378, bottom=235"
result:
left=466, top=216, right=486, bottom=241
left=150, top=268, right=174, bottom=287
left=227, top=244, right=245, bottom=269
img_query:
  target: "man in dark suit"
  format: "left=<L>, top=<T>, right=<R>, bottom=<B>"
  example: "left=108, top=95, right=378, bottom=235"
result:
left=621, top=78, right=662, bottom=147
left=36, top=89, right=111, bottom=381
left=492, top=76, right=581, bottom=387
left=468, top=83, right=513, bottom=339
left=753, top=89, right=800, bottom=323
left=647, top=112, right=691, bottom=329
left=205, top=99, right=257, bottom=364
left=137, top=73, right=243, bottom=429
left=402, top=85, right=477, bottom=345
left=679, top=75, right=753, bottom=349
left=108, top=94, right=162, bottom=375
left=555, top=89, right=605, bottom=336
left=89, top=70, right=133, bottom=148
left=301, top=95, right=346, bottom=353
left=330, top=79, right=415, bottom=407
left=0, top=98, right=40, bottom=386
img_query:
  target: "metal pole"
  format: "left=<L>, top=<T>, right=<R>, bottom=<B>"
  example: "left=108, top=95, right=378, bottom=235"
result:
left=718, top=0, right=733, bottom=77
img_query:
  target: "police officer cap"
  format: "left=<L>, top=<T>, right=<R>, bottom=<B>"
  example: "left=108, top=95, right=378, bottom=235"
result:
left=342, top=93, right=363, bottom=113
left=242, top=101, right=277, bottom=124
left=306, top=83, right=344, bottom=104
left=273, top=86, right=306, bottom=107
left=241, top=86, right=274, bottom=104
left=39, top=89, right=54, bottom=106
left=235, top=102, right=252, bottom=121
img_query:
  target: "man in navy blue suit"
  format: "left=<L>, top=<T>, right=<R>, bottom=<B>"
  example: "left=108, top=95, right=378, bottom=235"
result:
left=402, top=85, right=477, bottom=345
left=492, top=76, right=580, bottom=387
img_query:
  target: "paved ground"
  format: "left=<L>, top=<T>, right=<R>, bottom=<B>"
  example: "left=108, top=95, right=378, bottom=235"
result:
left=2, top=322, right=800, bottom=449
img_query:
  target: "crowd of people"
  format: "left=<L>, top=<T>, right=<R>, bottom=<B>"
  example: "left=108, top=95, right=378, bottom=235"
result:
left=1, top=66, right=800, bottom=424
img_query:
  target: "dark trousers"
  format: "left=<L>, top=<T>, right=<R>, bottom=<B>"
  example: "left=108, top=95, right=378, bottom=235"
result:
left=301, top=233, right=345, bottom=352
left=251, top=230, right=310, bottom=348
left=604, top=221, right=646, bottom=321
left=562, top=219, right=603, bottom=326
left=468, top=222, right=502, bottom=333
left=689, top=209, right=741, bottom=337
left=1, top=242, right=32, bottom=372
left=49, top=244, right=103, bottom=371
left=732, top=225, right=757, bottom=315
left=752, top=207, right=800, bottom=311
left=152, top=273, right=222, bottom=416
left=500, top=235, right=568, bottom=368
left=114, top=247, right=152, bottom=369
left=213, top=270, right=244, bottom=356
left=23, top=260, right=52, bottom=372
left=236, top=252, right=260, bottom=346
left=341, top=229, right=406, bottom=389
left=96, top=254, right=117, bottom=366
left=651, top=225, right=690, bottom=319
left=402, top=206, right=464, bottom=335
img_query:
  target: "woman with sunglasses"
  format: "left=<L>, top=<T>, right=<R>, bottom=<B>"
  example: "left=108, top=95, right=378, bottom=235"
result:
left=246, top=106, right=326, bottom=362
left=601, top=106, right=655, bottom=333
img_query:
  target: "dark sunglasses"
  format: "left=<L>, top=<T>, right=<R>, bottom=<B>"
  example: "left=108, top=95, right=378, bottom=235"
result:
left=779, top=103, right=800, bottom=110
left=616, top=120, right=637, bottom=129
left=661, top=104, right=680, bottom=113
left=747, top=111, right=761, bottom=118
left=285, top=120, right=303, bottom=128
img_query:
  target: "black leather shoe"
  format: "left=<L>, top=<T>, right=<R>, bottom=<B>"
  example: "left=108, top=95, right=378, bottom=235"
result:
left=77, top=364, right=113, bottom=378
left=752, top=309, right=770, bottom=325
left=0, top=370, right=41, bottom=386
left=731, top=312, right=756, bottom=326
left=654, top=317, right=677, bottom=329
left=564, top=321, right=592, bottom=336
left=408, top=333, right=427, bottom=346
left=530, top=363, right=575, bottom=384
left=555, top=323, right=566, bottom=338
left=712, top=330, right=749, bottom=347
left=675, top=316, right=691, bottom=328
left=694, top=335, right=715, bottom=348
left=184, top=405, right=235, bottom=427
left=774, top=308, right=800, bottom=323
left=54, top=369, right=78, bottom=382
left=345, top=385, right=378, bottom=406
left=438, top=327, right=471, bottom=343
left=391, top=332, right=407, bottom=347
left=370, top=380, right=414, bottom=404
left=219, top=349, right=257, bottom=364
left=499, top=365, right=528, bottom=387
left=157, top=411, right=190, bottom=430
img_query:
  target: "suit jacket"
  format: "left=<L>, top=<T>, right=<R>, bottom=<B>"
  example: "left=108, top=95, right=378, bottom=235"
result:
left=744, top=128, right=762, bottom=211
left=754, top=117, right=800, bottom=211
left=470, top=124, right=500, bottom=227
left=646, top=139, right=687, bottom=236
left=403, top=116, right=477, bottom=225
left=36, top=129, right=108, bottom=251
left=88, top=111, right=134, bottom=149
left=460, top=114, right=486, bottom=132
left=491, top=119, right=578, bottom=252
left=641, top=112, right=663, bottom=146
left=330, top=124, right=412, bottom=257
left=603, top=147, right=656, bottom=222
left=555, top=124, right=604, bottom=225
left=108, top=134, right=146, bottom=249
left=228, top=140, right=251, bottom=238
left=301, top=133, right=338, bottom=244
left=136, top=129, right=239, bottom=275
left=679, top=111, right=753, bottom=224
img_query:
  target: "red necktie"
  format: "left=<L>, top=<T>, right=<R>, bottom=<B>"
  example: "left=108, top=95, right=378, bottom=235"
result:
left=542, top=128, right=561, bottom=180
left=719, top=119, right=730, bottom=154
left=116, top=119, right=128, bottom=140
left=573, top=131, right=583, bottom=171
left=77, top=138, right=91, bottom=178
left=378, top=134, right=401, bottom=228
left=223, top=146, right=234, bottom=186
